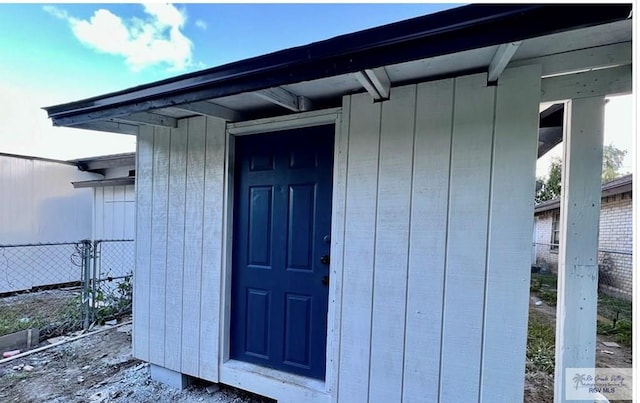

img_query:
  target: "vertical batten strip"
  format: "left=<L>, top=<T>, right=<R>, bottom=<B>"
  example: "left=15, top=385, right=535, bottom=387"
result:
left=182, top=117, right=207, bottom=376
left=337, top=93, right=381, bottom=403
left=402, top=78, right=455, bottom=403
left=149, top=127, right=170, bottom=366
left=199, top=116, right=226, bottom=381
left=103, top=185, right=114, bottom=239
left=94, top=187, right=104, bottom=240
left=480, top=65, right=541, bottom=402
left=439, top=73, right=495, bottom=401
left=165, top=121, right=188, bottom=371
left=125, top=184, right=136, bottom=240
left=133, top=126, right=154, bottom=361
left=327, top=103, right=349, bottom=397
left=368, top=85, right=416, bottom=403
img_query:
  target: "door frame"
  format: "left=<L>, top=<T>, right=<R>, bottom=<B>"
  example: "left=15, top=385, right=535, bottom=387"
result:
left=219, top=107, right=347, bottom=401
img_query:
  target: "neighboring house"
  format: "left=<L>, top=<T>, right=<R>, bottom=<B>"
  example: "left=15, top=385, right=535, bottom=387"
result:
left=43, top=5, right=632, bottom=403
left=70, top=152, right=136, bottom=241
left=70, top=153, right=137, bottom=281
left=0, top=152, right=100, bottom=292
left=534, top=174, right=632, bottom=299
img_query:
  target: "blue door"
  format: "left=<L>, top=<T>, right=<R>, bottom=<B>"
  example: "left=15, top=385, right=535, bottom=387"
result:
left=230, top=125, right=333, bottom=380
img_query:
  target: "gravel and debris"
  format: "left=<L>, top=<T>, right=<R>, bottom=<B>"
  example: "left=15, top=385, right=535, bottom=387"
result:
left=0, top=320, right=273, bottom=403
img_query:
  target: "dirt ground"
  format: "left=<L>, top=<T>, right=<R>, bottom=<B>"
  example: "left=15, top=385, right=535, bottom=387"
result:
left=523, top=295, right=633, bottom=403
left=0, top=297, right=632, bottom=403
left=0, top=319, right=273, bottom=403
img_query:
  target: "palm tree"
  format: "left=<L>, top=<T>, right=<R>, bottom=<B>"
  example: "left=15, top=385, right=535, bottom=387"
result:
left=573, top=373, right=587, bottom=389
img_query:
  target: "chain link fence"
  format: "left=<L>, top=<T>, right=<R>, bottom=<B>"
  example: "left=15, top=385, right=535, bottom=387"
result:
left=531, top=243, right=632, bottom=347
left=532, top=242, right=632, bottom=300
left=0, top=240, right=133, bottom=344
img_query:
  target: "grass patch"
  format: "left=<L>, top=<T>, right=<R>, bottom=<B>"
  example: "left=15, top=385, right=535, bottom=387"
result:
left=0, top=291, right=82, bottom=338
left=527, top=310, right=555, bottom=374
left=530, top=273, right=633, bottom=348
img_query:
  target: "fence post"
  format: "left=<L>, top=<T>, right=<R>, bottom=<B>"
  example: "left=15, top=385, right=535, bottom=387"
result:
left=81, top=239, right=92, bottom=330
left=91, top=240, right=101, bottom=325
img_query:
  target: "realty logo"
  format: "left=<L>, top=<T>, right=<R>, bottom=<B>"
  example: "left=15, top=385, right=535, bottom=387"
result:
left=566, top=368, right=632, bottom=400
left=572, top=373, right=587, bottom=390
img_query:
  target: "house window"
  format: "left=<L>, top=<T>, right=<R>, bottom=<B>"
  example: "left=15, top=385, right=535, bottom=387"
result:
left=550, top=211, right=560, bottom=252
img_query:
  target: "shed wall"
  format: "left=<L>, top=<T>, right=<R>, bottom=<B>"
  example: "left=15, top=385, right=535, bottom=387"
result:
left=133, top=117, right=226, bottom=381
left=133, top=66, right=541, bottom=402
left=93, top=184, right=135, bottom=240
left=336, top=67, right=541, bottom=403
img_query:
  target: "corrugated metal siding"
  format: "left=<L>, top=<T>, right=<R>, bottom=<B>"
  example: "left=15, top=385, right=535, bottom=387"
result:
left=0, top=156, right=99, bottom=244
left=0, top=155, right=101, bottom=292
left=336, top=67, right=541, bottom=403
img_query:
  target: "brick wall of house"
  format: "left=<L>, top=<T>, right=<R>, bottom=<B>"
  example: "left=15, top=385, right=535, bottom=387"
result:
left=597, top=193, right=632, bottom=298
left=534, top=191, right=632, bottom=300
left=534, top=212, right=558, bottom=271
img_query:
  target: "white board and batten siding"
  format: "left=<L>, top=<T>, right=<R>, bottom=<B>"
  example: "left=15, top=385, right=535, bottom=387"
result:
left=133, top=116, right=226, bottom=381
left=93, top=184, right=135, bottom=240
left=133, top=66, right=541, bottom=402
left=337, top=66, right=541, bottom=403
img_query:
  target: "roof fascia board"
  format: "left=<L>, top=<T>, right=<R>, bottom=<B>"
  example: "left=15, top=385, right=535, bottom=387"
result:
left=45, top=4, right=631, bottom=126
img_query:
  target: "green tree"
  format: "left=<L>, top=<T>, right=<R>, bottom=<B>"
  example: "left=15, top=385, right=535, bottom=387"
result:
left=535, top=145, right=627, bottom=203
left=535, top=158, right=562, bottom=203
left=602, top=144, right=627, bottom=183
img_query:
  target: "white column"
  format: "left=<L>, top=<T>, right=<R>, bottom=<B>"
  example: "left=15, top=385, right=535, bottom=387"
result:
left=553, top=96, right=605, bottom=402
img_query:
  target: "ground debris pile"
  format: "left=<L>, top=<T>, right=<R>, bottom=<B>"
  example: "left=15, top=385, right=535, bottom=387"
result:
left=0, top=323, right=271, bottom=403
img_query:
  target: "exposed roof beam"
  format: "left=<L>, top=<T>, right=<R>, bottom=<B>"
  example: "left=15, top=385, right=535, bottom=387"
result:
left=540, top=64, right=631, bottom=102
left=75, top=155, right=136, bottom=171
left=355, top=67, right=391, bottom=100
left=73, top=121, right=139, bottom=136
left=72, top=177, right=135, bottom=188
left=509, top=41, right=631, bottom=78
left=537, top=127, right=563, bottom=158
left=488, top=41, right=522, bottom=83
left=255, top=87, right=312, bottom=112
left=173, top=101, right=243, bottom=122
left=111, top=112, right=177, bottom=128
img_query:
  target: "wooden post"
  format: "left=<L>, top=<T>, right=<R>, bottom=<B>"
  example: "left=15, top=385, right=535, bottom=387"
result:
left=553, top=96, right=605, bottom=402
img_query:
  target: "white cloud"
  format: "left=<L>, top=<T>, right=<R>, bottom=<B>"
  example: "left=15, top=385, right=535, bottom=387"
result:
left=44, top=4, right=193, bottom=72
left=195, top=19, right=207, bottom=30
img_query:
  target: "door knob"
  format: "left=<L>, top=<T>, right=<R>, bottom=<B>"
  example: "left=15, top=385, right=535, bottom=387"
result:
left=320, top=255, right=330, bottom=265
left=322, top=276, right=330, bottom=286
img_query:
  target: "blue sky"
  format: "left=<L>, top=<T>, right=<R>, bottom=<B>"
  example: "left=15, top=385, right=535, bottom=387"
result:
left=0, top=3, right=632, bottom=173
left=0, top=3, right=460, bottom=160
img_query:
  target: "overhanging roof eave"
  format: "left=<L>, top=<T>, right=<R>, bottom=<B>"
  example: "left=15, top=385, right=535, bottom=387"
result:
left=44, top=4, right=632, bottom=127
